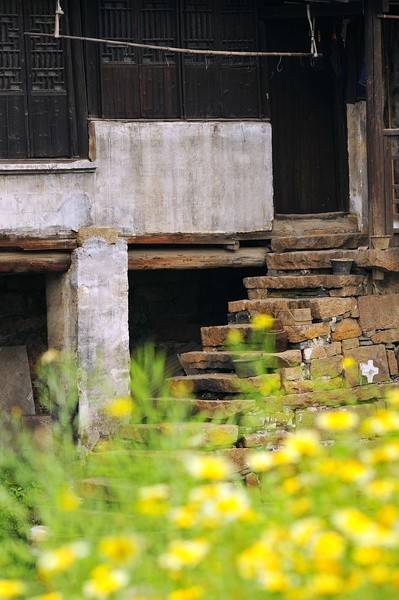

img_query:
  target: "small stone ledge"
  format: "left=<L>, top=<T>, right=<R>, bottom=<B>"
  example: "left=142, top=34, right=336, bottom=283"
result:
left=0, top=159, right=96, bottom=176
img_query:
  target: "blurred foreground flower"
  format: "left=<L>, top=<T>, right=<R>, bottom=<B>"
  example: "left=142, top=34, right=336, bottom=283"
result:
left=251, top=314, right=274, bottom=331
left=38, top=541, right=89, bottom=576
left=84, top=564, right=129, bottom=598
left=316, top=409, right=359, bottom=431
left=98, top=534, right=140, bottom=564
left=185, top=455, right=233, bottom=481
left=0, top=580, right=25, bottom=599
left=104, top=397, right=134, bottom=419
left=159, top=539, right=209, bottom=571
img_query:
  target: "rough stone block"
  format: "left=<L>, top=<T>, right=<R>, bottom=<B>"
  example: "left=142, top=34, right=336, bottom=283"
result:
left=284, top=322, right=331, bottom=344
left=358, top=294, right=399, bottom=333
left=310, top=355, right=344, bottom=379
left=296, top=400, right=385, bottom=430
left=371, top=329, right=399, bottom=344
left=243, top=274, right=365, bottom=290
left=343, top=345, right=390, bottom=385
left=280, top=366, right=304, bottom=382
left=276, top=308, right=312, bottom=326
left=282, top=377, right=345, bottom=395
left=281, top=383, right=386, bottom=409
left=228, top=298, right=311, bottom=316
left=308, top=297, right=359, bottom=320
left=342, top=338, right=360, bottom=351
left=241, top=429, right=287, bottom=448
left=0, top=346, right=35, bottom=416
left=328, top=286, right=367, bottom=297
left=332, top=319, right=362, bottom=341
left=305, top=342, right=342, bottom=360
left=387, top=350, right=399, bottom=377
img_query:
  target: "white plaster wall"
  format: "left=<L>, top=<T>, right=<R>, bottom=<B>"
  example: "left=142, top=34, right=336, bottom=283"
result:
left=92, top=120, right=274, bottom=234
left=0, top=120, right=274, bottom=236
left=347, top=102, right=368, bottom=232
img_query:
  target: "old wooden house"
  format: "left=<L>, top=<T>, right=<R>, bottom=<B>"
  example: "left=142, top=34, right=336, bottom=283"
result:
left=1, top=0, right=399, bottom=440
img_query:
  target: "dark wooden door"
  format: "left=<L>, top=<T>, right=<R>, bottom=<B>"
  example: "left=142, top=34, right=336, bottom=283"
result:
left=0, top=0, right=76, bottom=158
left=267, top=18, right=349, bottom=214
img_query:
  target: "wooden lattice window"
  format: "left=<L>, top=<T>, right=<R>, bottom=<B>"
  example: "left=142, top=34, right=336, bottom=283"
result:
left=97, top=0, right=265, bottom=119
left=0, top=0, right=76, bottom=158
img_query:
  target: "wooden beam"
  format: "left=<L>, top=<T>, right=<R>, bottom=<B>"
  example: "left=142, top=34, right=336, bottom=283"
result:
left=0, top=252, right=70, bottom=273
left=128, top=248, right=268, bottom=270
left=365, top=0, right=391, bottom=242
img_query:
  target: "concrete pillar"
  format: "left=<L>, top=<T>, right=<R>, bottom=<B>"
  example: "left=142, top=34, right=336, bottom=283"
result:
left=46, top=228, right=130, bottom=443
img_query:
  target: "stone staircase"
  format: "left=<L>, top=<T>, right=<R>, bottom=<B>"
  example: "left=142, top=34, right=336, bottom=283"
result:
left=164, top=269, right=399, bottom=465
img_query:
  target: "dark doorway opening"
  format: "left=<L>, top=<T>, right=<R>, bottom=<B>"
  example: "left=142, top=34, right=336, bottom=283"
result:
left=266, top=17, right=349, bottom=215
left=129, top=267, right=264, bottom=375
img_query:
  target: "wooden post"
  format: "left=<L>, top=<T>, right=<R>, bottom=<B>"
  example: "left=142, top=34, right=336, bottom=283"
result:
left=365, top=0, right=390, bottom=247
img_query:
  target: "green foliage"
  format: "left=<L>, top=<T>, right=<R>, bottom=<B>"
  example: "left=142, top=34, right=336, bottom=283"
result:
left=2, top=343, right=399, bottom=598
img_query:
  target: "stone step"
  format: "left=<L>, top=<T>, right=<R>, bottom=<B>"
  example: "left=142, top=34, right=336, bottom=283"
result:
left=169, top=373, right=243, bottom=395
left=270, top=233, right=367, bottom=253
left=156, top=397, right=258, bottom=418
left=179, top=349, right=302, bottom=375
left=244, top=274, right=365, bottom=291
left=243, top=274, right=367, bottom=299
left=200, top=324, right=288, bottom=352
left=229, top=297, right=359, bottom=321
left=119, top=422, right=239, bottom=448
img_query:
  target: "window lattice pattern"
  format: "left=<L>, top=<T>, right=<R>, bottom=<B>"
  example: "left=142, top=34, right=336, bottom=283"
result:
left=29, top=1, right=66, bottom=92
left=0, top=1, right=23, bottom=92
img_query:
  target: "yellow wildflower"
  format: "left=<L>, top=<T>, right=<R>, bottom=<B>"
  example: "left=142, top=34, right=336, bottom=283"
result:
left=365, top=478, right=397, bottom=499
left=377, top=505, right=399, bottom=528
left=137, top=484, right=169, bottom=516
left=56, top=486, right=81, bottom=512
left=281, top=476, right=302, bottom=495
left=247, top=451, right=274, bottom=472
left=159, top=538, right=209, bottom=571
left=316, top=409, right=359, bottom=431
left=184, top=455, right=233, bottom=481
left=289, top=498, right=311, bottom=517
left=361, top=409, right=399, bottom=435
left=31, top=594, right=63, bottom=600
left=308, top=574, right=345, bottom=596
left=38, top=541, right=89, bottom=575
left=83, top=564, right=128, bottom=598
left=168, top=586, right=204, bottom=600
left=368, top=565, right=392, bottom=585
left=237, top=539, right=281, bottom=580
left=282, top=430, right=321, bottom=462
left=337, top=459, right=372, bottom=484
left=226, top=329, right=243, bottom=346
left=251, top=314, right=274, bottom=331
left=104, top=396, right=134, bottom=419
left=386, top=387, right=399, bottom=407
left=40, top=349, right=60, bottom=365
left=259, top=571, right=290, bottom=592
left=342, top=357, right=355, bottom=369
left=98, top=534, right=140, bottom=564
left=169, top=506, right=196, bottom=529
left=290, top=517, right=324, bottom=546
left=312, top=531, right=346, bottom=561
left=352, top=546, right=383, bottom=566
left=333, top=508, right=396, bottom=547
left=0, top=580, right=25, bottom=599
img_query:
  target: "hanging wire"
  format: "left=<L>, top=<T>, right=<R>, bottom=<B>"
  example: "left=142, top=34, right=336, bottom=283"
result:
left=54, top=0, right=64, bottom=38
left=307, top=3, right=319, bottom=58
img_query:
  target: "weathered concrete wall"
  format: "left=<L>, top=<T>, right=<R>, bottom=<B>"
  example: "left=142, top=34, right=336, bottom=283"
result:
left=0, top=121, right=273, bottom=236
left=47, top=235, right=130, bottom=444
left=347, top=102, right=368, bottom=231
left=91, top=120, right=274, bottom=234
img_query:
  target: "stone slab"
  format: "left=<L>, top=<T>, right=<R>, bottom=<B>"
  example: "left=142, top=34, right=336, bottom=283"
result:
left=358, top=295, right=399, bottom=333
left=243, top=274, right=365, bottom=290
left=270, top=234, right=367, bottom=254
left=284, top=322, right=331, bottom=344
left=308, top=297, right=359, bottom=320
left=281, top=383, right=387, bottom=408
left=371, top=329, right=399, bottom=344
left=0, top=346, right=35, bottom=416
left=387, top=350, right=399, bottom=377
left=310, top=355, right=344, bottom=379
left=343, top=345, right=390, bottom=385
left=342, top=338, right=360, bottom=351
left=228, top=298, right=311, bottom=315
left=331, top=319, right=362, bottom=341
left=328, top=285, right=367, bottom=297
left=305, top=342, right=342, bottom=360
